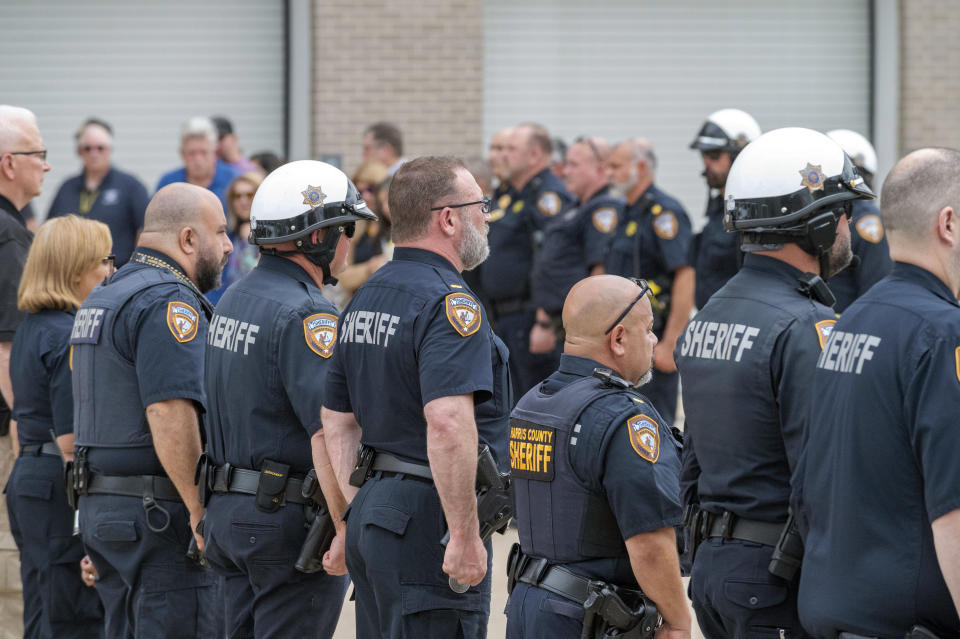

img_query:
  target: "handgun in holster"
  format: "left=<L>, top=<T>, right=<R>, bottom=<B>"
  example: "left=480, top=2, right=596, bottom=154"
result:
left=294, top=469, right=337, bottom=574
left=768, top=510, right=804, bottom=581
left=349, top=444, right=376, bottom=488
left=581, top=581, right=660, bottom=639
left=194, top=452, right=214, bottom=508
left=66, top=447, right=90, bottom=511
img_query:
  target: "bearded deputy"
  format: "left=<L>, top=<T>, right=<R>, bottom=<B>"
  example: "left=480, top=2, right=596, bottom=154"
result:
left=322, top=156, right=512, bottom=638
left=675, top=128, right=874, bottom=639
left=70, top=182, right=233, bottom=638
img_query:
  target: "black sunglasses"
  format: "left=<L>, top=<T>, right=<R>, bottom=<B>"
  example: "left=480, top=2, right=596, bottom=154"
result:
left=604, top=278, right=651, bottom=335
left=429, top=198, right=492, bottom=215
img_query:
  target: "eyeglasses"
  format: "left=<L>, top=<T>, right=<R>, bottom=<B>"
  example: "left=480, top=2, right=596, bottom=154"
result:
left=8, top=149, right=47, bottom=161
left=429, top=198, right=492, bottom=215
left=575, top=136, right=603, bottom=163
left=80, top=145, right=109, bottom=154
left=102, top=254, right=116, bottom=272
left=604, top=278, right=651, bottom=335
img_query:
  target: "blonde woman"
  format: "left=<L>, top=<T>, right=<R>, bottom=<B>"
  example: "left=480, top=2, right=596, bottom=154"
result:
left=8, top=215, right=113, bottom=638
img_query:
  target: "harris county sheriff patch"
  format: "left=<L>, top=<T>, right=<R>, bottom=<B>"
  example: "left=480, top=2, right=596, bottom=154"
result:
left=815, top=319, right=836, bottom=349
left=855, top=214, right=884, bottom=243
left=304, top=313, right=337, bottom=358
left=592, top=207, right=618, bottom=234
left=509, top=420, right=555, bottom=480
left=166, top=301, right=199, bottom=343
left=627, top=414, right=660, bottom=463
left=445, top=292, right=481, bottom=337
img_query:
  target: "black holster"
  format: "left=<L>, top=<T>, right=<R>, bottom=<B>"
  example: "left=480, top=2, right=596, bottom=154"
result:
left=66, top=447, right=90, bottom=510
left=348, top=444, right=376, bottom=488
left=194, top=452, right=214, bottom=507
left=581, top=582, right=659, bottom=639
left=255, top=459, right=290, bottom=513
left=294, top=470, right=337, bottom=574
left=768, top=511, right=804, bottom=581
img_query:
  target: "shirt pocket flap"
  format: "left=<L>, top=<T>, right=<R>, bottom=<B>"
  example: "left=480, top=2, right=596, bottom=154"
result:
left=362, top=505, right=411, bottom=537
left=723, top=579, right=787, bottom=609
left=18, top=478, right=53, bottom=500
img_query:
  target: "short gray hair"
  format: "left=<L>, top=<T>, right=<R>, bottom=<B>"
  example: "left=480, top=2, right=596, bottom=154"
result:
left=0, top=105, right=38, bottom=152
left=180, top=116, right=217, bottom=148
left=625, top=137, right=657, bottom=172
left=881, top=147, right=960, bottom=243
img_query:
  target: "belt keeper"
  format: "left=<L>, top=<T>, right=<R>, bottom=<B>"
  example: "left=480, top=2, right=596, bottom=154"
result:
left=530, top=556, right=550, bottom=584
left=719, top=511, right=734, bottom=540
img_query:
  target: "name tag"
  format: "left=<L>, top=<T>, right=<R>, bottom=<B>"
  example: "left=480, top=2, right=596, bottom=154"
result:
left=509, top=420, right=555, bottom=481
left=70, top=307, right=106, bottom=344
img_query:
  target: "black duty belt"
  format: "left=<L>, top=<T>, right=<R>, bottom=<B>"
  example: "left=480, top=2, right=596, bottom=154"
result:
left=371, top=452, right=433, bottom=483
left=84, top=473, right=181, bottom=501
left=20, top=442, right=60, bottom=457
left=491, top=297, right=527, bottom=317
left=706, top=511, right=782, bottom=547
left=516, top=556, right=594, bottom=603
left=211, top=465, right=308, bottom=505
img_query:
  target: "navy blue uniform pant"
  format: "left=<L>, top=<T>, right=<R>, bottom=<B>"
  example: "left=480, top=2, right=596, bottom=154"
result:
left=203, top=492, right=349, bottom=638
left=506, top=582, right=586, bottom=638
left=691, top=538, right=807, bottom=639
left=6, top=454, right=102, bottom=639
left=79, top=493, right=221, bottom=639
left=497, top=310, right=559, bottom=399
left=345, top=473, right=492, bottom=639
left=644, top=368, right=679, bottom=428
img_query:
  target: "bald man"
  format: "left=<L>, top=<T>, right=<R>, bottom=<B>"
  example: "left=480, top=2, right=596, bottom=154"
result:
left=71, top=182, right=232, bottom=638
left=506, top=275, right=690, bottom=639
left=0, top=105, right=49, bottom=445
left=795, top=148, right=960, bottom=638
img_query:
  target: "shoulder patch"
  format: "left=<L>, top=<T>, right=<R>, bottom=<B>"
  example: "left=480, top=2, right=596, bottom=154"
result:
left=166, top=301, right=199, bottom=343
left=814, top=319, right=836, bottom=349
left=855, top=214, right=884, bottom=244
left=652, top=211, right=678, bottom=240
left=627, top=414, right=660, bottom=463
left=537, top=192, right=562, bottom=216
left=304, top=313, right=338, bottom=358
left=592, top=207, right=618, bottom=234
left=512, top=200, right=524, bottom=214
left=625, top=220, right=638, bottom=237
left=445, top=292, right=482, bottom=337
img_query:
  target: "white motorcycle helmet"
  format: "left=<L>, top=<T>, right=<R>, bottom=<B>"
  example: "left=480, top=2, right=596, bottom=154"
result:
left=690, top=108, right=762, bottom=154
left=724, top=127, right=874, bottom=270
left=826, top=129, right=878, bottom=187
left=250, top=160, right=376, bottom=284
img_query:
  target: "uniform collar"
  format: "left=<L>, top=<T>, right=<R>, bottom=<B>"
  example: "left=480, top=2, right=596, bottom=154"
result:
left=393, top=247, right=459, bottom=275
left=891, top=262, right=960, bottom=307
left=517, top=167, right=553, bottom=196
left=257, top=253, right=319, bottom=290
left=558, top=353, right=624, bottom=379
left=741, top=253, right=809, bottom=280
left=627, top=183, right=659, bottom=212
left=0, top=193, right=26, bottom=227
left=583, top=184, right=611, bottom=205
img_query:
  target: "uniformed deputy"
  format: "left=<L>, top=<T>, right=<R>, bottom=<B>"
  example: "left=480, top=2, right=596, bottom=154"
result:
left=322, top=156, right=511, bottom=638
left=688, top=109, right=762, bottom=310
left=8, top=215, right=111, bottom=638
left=200, top=161, right=373, bottom=637
left=824, top=129, right=893, bottom=312
left=506, top=275, right=689, bottom=639
left=528, top=136, right=622, bottom=364
left=480, top=123, right=574, bottom=396
left=605, top=138, right=693, bottom=428
left=71, top=183, right=232, bottom=638
left=794, top=148, right=960, bottom=638
left=675, top=128, right=874, bottom=639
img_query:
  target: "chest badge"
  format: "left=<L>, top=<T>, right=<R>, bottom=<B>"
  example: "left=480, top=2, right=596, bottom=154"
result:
left=537, top=192, right=561, bottom=216
left=855, top=214, right=884, bottom=244
left=512, top=200, right=524, bottom=214
left=445, top=292, right=482, bottom=337
left=628, top=414, right=660, bottom=463
left=799, top=163, right=826, bottom=193
left=653, top=211, right=678, bottom=240
left=814, top=319, right=836, bottom=350
left=592, top=207, right=618, bottom=234
left=498, top=193, right=512, bottom=210
left=167, top=301, right=199, bottom=343
left=304, top=313, right=338, bottom=358
left=626, top=220, right=638, bottom=237
left=301, top=185, right=327, bottom=211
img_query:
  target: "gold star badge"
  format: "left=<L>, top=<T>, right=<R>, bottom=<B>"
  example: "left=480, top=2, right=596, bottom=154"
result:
left=301, top=185, right=327, bottom=210
left=799, top=163, right=825, bottom=193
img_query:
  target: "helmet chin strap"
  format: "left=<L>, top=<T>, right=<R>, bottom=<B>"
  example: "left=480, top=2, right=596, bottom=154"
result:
left=261, top=226, right=344, bottom=286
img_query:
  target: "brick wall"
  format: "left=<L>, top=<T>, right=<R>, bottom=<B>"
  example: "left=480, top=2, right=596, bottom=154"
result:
left=900, top=0, right=960, bottom=152
left=311, top=0, right=485, bottom=177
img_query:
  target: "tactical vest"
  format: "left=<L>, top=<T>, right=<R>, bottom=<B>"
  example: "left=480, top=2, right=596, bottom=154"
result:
left=511, top=376, right=627, bottom=562
left=71, top=267, right=204, bottom=449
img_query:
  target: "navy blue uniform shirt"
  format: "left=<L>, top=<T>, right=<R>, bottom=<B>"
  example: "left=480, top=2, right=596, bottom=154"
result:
left=606, top=184, right=692, bottom=335
left=480, top=169, right=574, bottom=302
left=47, top=167, right=149, bottom=266
left=0, top=194, right=31, bottom=341
left=531, top=186, right=622, bottom=315
left=828, top=199, right=893, bottom=313
left=205, top=254, right=337, bottom=473
left=692, top=195, right=740, bottom=310
left=676, top=253, right=834, bottom=522
left=796, top=263, right=960, bottom=639
left=325, top=247, right=508, bottom=465
left=10, top=310, right=75, bottom=446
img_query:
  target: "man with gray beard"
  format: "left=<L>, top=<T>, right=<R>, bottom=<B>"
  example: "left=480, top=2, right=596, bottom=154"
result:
left=322, top=156, right=511, bottom=638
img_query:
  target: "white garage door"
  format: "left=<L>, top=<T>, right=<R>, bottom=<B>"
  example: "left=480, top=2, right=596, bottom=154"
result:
left=484, top=0, right=872, bottom=226
left=0, top=0, right=285, bottom=218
